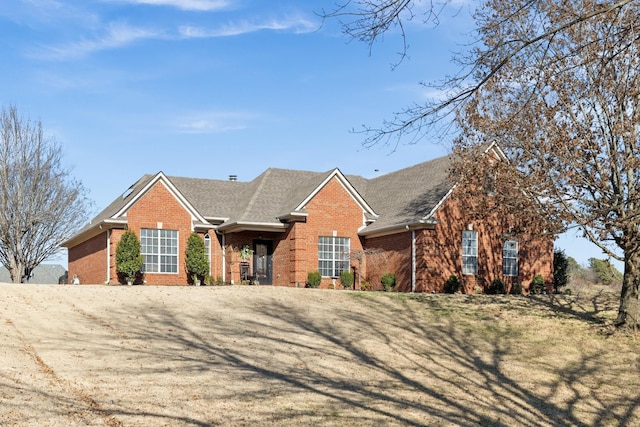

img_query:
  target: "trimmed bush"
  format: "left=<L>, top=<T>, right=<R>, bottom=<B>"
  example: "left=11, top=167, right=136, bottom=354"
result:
left=340, top=270, right=354, bottom=289
left=444, top=275, right=461, bottom=294
left=306, top=271, right=321, bottom=288
left=511, top=281, right=523, bottom=295
left=530, top=274, right=545, bottom=295
left=381, top=273, right=396, bottom=292
left=488, top=279, right=506, bottom=295
left=185, top=232, right=209, bottom=285
left=116, top=230, right=143, bottom=285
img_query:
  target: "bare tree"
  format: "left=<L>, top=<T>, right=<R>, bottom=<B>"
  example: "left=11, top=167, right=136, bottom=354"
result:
left=323, top=0, right=634, bottom=147
left=455, top=2, right=640, bottom=327
left=0, top=106, right=91, bottom=283
left=326, top=1, right=640, bottom=327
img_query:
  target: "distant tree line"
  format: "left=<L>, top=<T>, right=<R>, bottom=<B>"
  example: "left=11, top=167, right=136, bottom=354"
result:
left=554, top=249, right=623, bottom=292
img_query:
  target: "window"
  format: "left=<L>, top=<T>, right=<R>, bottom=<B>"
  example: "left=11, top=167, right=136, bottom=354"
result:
left=141, top=229, right=178, bottom=273
left=462, top=230, right=478, bottom=275
left=318, top=236, right=350, bottom=277
left=503, top=240, right=518, bottom=277
left=204, top=233, right=211, bottom=264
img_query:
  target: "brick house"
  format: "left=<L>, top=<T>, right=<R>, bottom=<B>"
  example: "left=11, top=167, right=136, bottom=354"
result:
left=63, top=145, right=553, bottom=292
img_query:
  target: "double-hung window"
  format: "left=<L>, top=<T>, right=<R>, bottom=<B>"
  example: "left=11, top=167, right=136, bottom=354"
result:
left=503, top=240, right=518, bottom=277
left=141, top=229, right=178, bottom=273
left=318, top=236, right=350, bottom=277
left=462, top=230, right=478, bottom=275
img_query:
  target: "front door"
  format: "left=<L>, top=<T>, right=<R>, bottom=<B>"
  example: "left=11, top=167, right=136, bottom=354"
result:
left=253, top=240, right=273, bottom=285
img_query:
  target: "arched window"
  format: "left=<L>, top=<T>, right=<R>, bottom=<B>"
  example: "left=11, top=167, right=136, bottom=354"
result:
left=204, top=233, right=211, bottom=264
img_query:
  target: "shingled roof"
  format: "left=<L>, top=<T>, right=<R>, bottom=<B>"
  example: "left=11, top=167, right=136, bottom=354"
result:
left=361, top=154, right=454, bottom=234
left=64, top=153, right=456, bottom=246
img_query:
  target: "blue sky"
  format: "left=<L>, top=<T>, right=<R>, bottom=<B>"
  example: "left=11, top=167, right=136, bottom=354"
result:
left=0, top=0, right=616, bottom=268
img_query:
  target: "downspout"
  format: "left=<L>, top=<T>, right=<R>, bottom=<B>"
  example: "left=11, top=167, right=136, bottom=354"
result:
left=411, top=229, right=416, bottom=293
left=218, top=231, right=226, bottom=283
left=106, top=229, right=111, bottom=284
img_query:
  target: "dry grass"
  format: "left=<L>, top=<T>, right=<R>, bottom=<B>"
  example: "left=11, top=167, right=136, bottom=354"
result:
left=0, top=284, right=638, bottom=426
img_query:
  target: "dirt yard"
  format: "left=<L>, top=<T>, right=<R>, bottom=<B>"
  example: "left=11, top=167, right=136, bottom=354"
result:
left=1, top=284, right=639, bottom=426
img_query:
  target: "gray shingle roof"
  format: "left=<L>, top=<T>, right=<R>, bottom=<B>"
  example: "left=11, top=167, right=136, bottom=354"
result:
left=67, top=153, right=455, bottom=243
left=360, top=155, right=454, bottom=232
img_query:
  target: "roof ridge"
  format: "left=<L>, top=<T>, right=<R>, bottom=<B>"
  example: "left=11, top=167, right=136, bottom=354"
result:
left=239, top=168, right=273, bottom=220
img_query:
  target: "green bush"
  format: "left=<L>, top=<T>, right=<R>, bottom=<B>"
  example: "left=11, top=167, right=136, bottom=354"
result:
left=204, top=275, right=214, bottom=286
left=115, top=230, right=143, bottom=285
left=185, top=233, right=209, bottom=284
left=306, top=271, right=321, bottom=288
left=511, top=281, right=523, bottom=295
left=381, top=273, right=396, bottom=292
left=488, top=279, right=506, bottom=295
left=340, top=270, right=354, bottom=289
left=360, top=281, right=371, bottom=291
left=444, top=275, right=461, bottom=294
left=530, top=274, right=545, bottom=295
left=553, top=249, right=569, bottom=293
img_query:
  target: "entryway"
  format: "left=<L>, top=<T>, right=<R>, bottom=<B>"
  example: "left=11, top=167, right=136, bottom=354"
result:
left=253, top=240, right=273, bottom=285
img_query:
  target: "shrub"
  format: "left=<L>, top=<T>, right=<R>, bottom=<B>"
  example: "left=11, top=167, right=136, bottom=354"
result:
left=360, top=281, right=371, bottom=291
left=306, top=271, right=321, bottom=288
left=381, top=273, right=396, bottom=292
left=488, top=279, right=506, bottom=295
left=553, top=249, right=569, bottom=293
left=530, top=274, right=545, bottom=295
left=511, top=281, right=523, bottom=295
left=444, top=275, right=461, bottom=294
left=340, top=270, right=354, bottom=289
left=204, top=275, right=214, bottom=286
left=185, top=233, right=209, bottom=285
left=116, top=230, right=143, bottom=285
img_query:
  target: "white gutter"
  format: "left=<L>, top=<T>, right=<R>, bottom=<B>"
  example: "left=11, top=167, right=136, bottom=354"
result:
left=411, top=229, right=416, bottom=293
left=106, top=229, right=111, bottom=284
left=221, top=232, right=226, bottom=283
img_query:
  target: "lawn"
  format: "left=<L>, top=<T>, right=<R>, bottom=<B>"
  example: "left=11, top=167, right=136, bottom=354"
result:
left=0, top=284, right=638, bottom=426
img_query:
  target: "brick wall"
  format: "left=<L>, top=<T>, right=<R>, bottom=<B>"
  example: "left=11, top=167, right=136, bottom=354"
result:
left=68, top=231, right=108, bottom=284
left=290, top=177, right=366, bottom=289
left=364, top=189, right=554, bottom=294
left=123, top=180, right=194, bottom=285
left=364, top=232, right=412, bottom=291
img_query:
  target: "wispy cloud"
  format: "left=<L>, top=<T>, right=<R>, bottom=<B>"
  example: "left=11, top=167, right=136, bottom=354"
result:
left=33, top=22, right=164, bottom=60
left=29, top=9, right=318, bottom=60
left=174, top=111, right=257, bottom=134
left=179, top=16, right=317, bottom=38
left=105, top=0, right=233, bottom=12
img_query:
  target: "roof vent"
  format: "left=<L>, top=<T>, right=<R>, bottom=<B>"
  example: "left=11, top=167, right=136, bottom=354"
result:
left=229, top=175, right=237, bottom=182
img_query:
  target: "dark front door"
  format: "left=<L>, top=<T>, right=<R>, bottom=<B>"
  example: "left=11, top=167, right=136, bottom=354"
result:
left=253, top=240, right=273, bottom=285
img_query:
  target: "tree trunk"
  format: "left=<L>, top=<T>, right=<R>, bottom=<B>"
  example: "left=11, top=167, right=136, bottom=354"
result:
left=616, top=250, right=640, bottom=328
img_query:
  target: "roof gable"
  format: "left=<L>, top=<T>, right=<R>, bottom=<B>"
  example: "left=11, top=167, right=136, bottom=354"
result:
left=293, top=169, right=377, bottom=218
left=115, top=172, right=208, bottom=224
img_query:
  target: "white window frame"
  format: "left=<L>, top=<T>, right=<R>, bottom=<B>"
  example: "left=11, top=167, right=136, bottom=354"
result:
left=141, top=228, right=179, bottom=274
left=318, top=236, right=350, bottom=277
left=204, top=233, right=211, bottom=264
left=503, top=240, right=518, bottom=277
left=462, top=230, right=478, bottom=275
